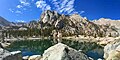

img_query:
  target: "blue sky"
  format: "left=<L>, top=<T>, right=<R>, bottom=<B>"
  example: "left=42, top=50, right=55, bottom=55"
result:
left=0, top=0, right=120, bottom=22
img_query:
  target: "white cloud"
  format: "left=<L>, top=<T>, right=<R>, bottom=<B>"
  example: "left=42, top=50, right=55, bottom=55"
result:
left=79, top=11, right=85, bottom=14
left=17, top=5, right=23, bottom=8
left=20, top=0, right=30, bottom=6
left=9, top=8, right=14, bottom=13
left=67, top=9, right=74, bottom=14
left=36, top=0, right=77, bottom=15
left=45, top=5, right=51, bottom=10
left=16, top=20, right=26, bottom=23
left=36, top=0, right=51, bottom=11
left=58, top=0, right=76, bottom=14
left=15, top=10, right=22, bottom=14
left=14, top=0, right=31, bottom=14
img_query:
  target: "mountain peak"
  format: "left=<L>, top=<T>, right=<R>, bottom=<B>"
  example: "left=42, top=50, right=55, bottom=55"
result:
left=38, top=10, right=119, bottom=37
left=40, top=10, right=61, bottom=23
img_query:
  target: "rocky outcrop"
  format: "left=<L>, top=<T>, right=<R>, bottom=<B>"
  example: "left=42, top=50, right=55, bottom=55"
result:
left=41, top=43, right=91, bottom=60
left=28, top=20, right=38, bottom=28
left=0, top=47, right=22, bottom=60
left=104, top=39, right=120, bottom=60
left=38, top=10, right=119, bottom=37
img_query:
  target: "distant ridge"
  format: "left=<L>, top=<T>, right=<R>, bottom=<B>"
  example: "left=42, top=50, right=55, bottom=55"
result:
left=93, top=18, right=120, bottom=28
left=93, top=18, right=120, bottom=35
left=0, top=16, right=11, bottom=26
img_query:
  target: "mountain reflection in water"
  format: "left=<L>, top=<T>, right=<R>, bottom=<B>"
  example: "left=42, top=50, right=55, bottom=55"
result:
left=5, top=39, right=104, bottom=60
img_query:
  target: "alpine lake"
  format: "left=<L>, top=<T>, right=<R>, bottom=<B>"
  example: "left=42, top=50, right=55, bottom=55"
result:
left=5, top=39, right=104, bottom=60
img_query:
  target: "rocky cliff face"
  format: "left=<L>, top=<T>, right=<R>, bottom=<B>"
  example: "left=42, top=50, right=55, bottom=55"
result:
left=38, top=10, right=119, bottom=37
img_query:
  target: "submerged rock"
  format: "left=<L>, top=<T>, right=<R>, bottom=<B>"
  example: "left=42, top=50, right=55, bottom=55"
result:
left=41, top=43, right=91, bottom=60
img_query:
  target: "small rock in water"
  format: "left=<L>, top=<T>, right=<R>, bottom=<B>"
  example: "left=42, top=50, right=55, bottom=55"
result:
left=22, top=56, right=29, bottom=60
left=97, top=58, right=103, bottom=60
left=10, top=51, right=21, bottom=55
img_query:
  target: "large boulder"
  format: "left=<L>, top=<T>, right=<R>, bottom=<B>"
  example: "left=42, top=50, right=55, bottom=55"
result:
left=41, top=43, right=90, bottom=60
left=0, top=47, right=22, bottom=60
left=104, top=39, right=120, bottom=60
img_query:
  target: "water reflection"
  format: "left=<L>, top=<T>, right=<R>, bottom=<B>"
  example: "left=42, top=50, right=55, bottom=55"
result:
left=5, top=39, right=104, bottom=60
